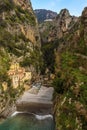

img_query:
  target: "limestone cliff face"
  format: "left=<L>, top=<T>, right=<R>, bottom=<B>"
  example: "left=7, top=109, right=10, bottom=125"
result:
left=39, top=9, right=78, bottom=42
left=53, top=8, right=87, bottom=130
left=0, top=0, right=41, bottom=66
left=0, top=0, right=40, bottom=45
left=40, top=7, right=87, bottom=130
left=13, top=0, right=40, bottom=44
left=0, top=0, right=41, bottom=115
left=13, top=0, right=32, bottom=11
left=55, top=9, right=78, bottom=38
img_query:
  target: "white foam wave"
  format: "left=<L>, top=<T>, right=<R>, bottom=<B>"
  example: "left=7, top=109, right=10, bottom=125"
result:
left=11, top=111, right=53, bottom=120
left=35, top=114, right=53, bottom=120
left=11, top=111, right=24, bottom=117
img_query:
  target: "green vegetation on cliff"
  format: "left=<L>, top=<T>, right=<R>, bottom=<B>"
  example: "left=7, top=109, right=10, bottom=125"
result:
left=0, top=0, right=40, bottom=116
left=40, top=7, right=87, bottom=130
left=0, top=49, right=9, bottom=82
left=53, top=25, right=87, bottom=130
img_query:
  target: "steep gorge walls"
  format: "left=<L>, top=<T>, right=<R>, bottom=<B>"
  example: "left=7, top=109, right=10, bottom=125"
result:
left=53, top=8, right=87, bottom=130
left=0, top=0, right=41, bottom=115
left=39, top=7, right=87, bottom=130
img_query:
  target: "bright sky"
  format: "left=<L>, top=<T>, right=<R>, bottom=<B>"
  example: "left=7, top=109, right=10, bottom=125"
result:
left=31, top=0, right=87, bottom=16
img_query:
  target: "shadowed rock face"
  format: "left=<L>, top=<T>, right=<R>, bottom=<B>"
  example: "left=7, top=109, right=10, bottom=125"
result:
left=82, top=7, right=87, bottom=25
left=81, top=7, right=87, bottom=44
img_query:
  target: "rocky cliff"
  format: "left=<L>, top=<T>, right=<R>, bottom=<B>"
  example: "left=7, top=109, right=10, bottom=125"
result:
left=39, top=9, right=78, bottom=42
left=41, top=7, right=87, bottom=130
left=81, top=7, right=87, bottom=44
left=0, top=0, right=41, bottom=116
left=53, top=8, right=87, bottom=129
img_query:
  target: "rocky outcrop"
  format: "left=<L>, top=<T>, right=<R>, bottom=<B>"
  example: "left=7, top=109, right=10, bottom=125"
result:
left=55, top=9, right=78, bottom=38
left=34, top=9, right=57, bottom=23
left=0, top=0, right=40, bottom=45
left=0, top=0, right=41, bottom=70
left=13, top=0, right=32, bottom=11
left=39, top=9, right=78, bottom=42
left=81, top=7, right=87, bottom=44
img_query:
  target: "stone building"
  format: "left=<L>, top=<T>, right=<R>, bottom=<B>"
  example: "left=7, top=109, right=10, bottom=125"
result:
left=8, top=62, right=31, bottom=89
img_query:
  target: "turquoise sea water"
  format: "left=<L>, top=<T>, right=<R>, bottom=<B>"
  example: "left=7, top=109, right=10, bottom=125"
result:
left=0, top=113, right=55, bottom=130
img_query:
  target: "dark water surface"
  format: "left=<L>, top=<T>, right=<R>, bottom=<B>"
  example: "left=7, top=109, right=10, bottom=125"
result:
left=0, top=113, right=55, bottom=130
